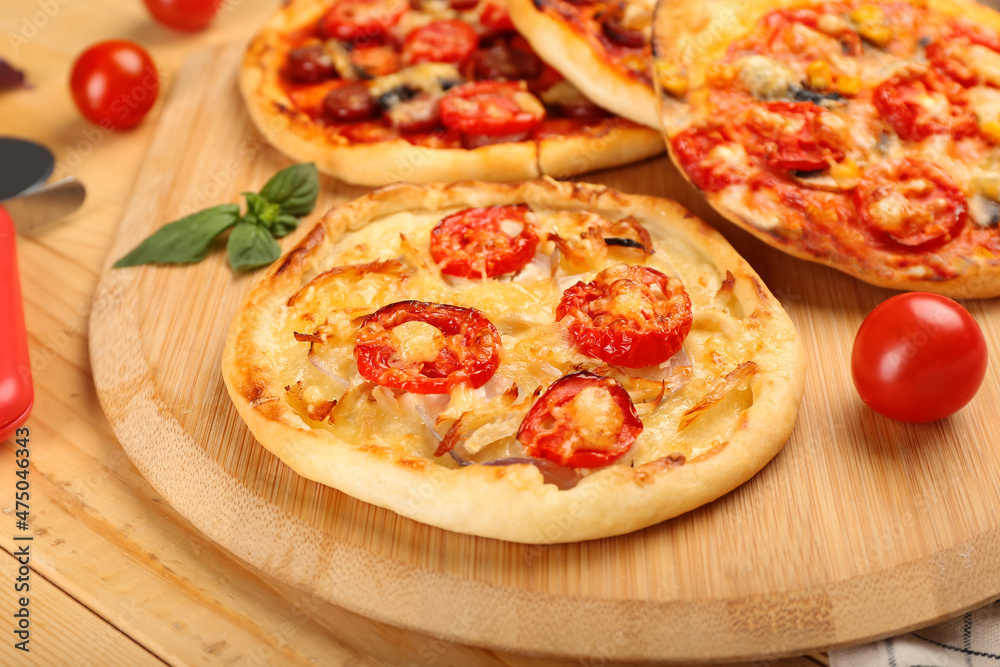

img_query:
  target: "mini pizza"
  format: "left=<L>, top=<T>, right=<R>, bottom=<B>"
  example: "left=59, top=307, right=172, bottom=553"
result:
left=508, top=0, right=659, bottom=128
left=654, top=0, right=1000, bottom=297
left=222, top=179, right=805, bottom=543
left=239, top=0, right=663, bottom=186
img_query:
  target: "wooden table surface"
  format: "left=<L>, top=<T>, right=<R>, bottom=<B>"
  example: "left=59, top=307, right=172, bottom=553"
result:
left=0, top=0, right=947, bottom=664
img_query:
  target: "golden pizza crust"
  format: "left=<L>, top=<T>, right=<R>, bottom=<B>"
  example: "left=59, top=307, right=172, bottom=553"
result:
left=653, top=0, right=1000, bottom=298
left=222, top=179, right=805, bottom=543
left=508, top=0, right=659, bottom=129
left=239, top=0, right=664, bottom=186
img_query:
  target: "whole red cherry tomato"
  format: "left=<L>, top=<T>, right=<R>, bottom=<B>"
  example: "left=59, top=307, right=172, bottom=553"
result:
left=143, top=0, right=222, bottom=31
left=430, top=204, right=539, bottom=278
left=851, top=293, right=988, bottom=423
left=353, top=300, right=502, bottom=394
left=557, top=265, right=693, bottom=368
left=70, top=40, right=159, bottom=130
left=517, top=371, right=642, bottom=468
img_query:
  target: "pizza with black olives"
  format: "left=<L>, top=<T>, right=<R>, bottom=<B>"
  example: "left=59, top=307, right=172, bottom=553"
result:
left=239, top=0, right=663, bottom=186
left=221, top=179, right=805, bottom=543
left=654, top=0, right=1000, bottom=297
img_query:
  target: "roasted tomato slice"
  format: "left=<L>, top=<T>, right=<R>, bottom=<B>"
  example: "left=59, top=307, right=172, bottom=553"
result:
left=354, top=301, right=502, bottom=394
left=321, top=0, right=406, bottom=42
left=478, top=1, right=515, bottom=34
left=854, top=158, right=968, bottom=250
left=430, top=204, right=540, bottom=277
left=745, top=102, right=845, bottom=172
left=557, top=265, right=693, bottom=368
left=758, top=7, right=861, bottom=58
left=517, top=371, right=643, bottom=468
left=403, top=19, right=479, bottom=65
left=671, top=125, right=744, bottom=192
left=440, top=81, right=545, bottom=136
left=926, top=22, right=1000, bottom=88
left=873, top=68, right=977, bottom=142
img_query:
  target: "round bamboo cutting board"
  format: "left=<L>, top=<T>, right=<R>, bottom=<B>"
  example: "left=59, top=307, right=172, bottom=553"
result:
left=90, top=43, right=1000, bottom=663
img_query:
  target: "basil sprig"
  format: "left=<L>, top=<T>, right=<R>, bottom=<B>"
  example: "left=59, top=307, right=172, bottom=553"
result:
left=114, top=163, right=319, bottom=272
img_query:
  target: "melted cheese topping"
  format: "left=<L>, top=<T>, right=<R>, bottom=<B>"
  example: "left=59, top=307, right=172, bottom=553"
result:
left=738, top=55, right=797, bottom=100
left=969, top=45, right=1000, bottom=88
left=368, top=63, right=462, bottom=99
left=680, top=0, right=1000, bottom=285
left=271, top=206, right=759, bottom=467
left=559, top=386, right=624, bottom=452
left=620, top=0, right=654, bottom=39
left=868, top=190, right=913, bottom=230
left=390, top=320, right=446, bottom=364
left=970, top=87, right=1000, bottom=126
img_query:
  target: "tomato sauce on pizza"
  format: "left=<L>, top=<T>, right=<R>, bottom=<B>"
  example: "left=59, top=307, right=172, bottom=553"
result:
left=656, top=0, right=1000, bottom=295
left=507, top=0, right=659, bottom=127
left=530, top=0, right=653, bottom=87
left=276, top=0, right=627, bottom=148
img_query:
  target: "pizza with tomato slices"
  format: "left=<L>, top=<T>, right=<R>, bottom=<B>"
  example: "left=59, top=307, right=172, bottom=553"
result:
left=508, top=0, right=658, bottom=128
left=239, top=0, right=663, bottom=186
left=221, top=179, right=805, bottom=543
left=654, top=0, right=1000, bottom=297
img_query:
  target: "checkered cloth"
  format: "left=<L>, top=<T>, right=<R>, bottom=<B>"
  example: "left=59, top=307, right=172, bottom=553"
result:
left=831, top=599, right=1000, bottom=667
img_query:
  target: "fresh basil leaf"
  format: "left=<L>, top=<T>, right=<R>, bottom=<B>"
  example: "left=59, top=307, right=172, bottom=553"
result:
left=245, top=192, right=298, bottom=237
left=270, top=213, right=300, bottom=238
left=258, top=163, right=319, bottom=217
left=113, top=204, right=241, bottom=268
left=227, top=220, right=281, bottom=271
left=244, top=191, right=282, bottom=226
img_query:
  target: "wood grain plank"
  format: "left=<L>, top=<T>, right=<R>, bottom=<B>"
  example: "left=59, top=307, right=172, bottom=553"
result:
left=0, top=549, right=166, bottom=666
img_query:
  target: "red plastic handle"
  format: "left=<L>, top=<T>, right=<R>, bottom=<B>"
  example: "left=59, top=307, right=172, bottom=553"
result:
left=0, top=205, right=33, bottom=441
